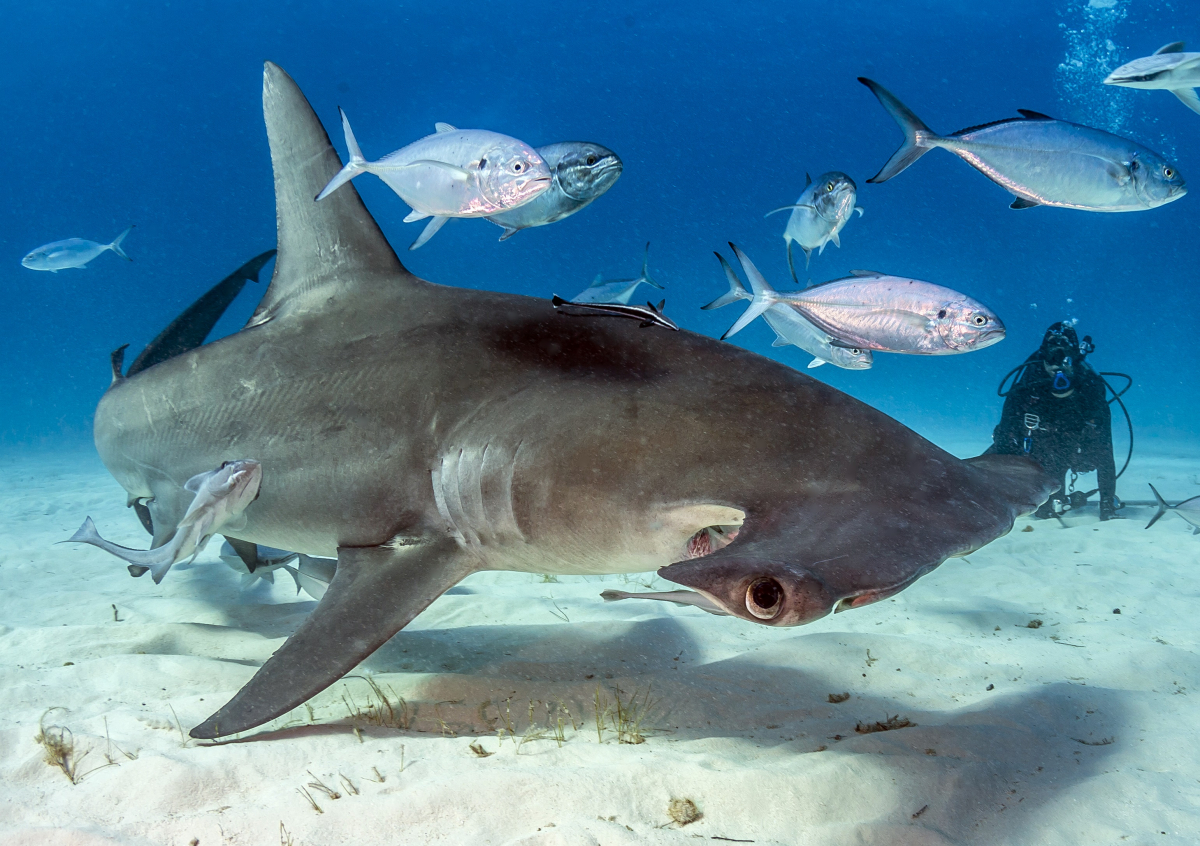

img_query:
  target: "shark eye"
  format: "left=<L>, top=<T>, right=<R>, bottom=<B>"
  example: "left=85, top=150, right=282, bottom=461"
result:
left=586, top=154, right=597, bottom=165
left=746, top=577, right=783, bottom=619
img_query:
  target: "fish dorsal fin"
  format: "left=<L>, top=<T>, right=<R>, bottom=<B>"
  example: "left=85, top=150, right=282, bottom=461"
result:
left=1017, top=109, right=1054, bottom=120
left=849, top=269, right=882, bottom=277
left=1156, top=41, right=1186, bottom=54
left=250, top=63, right=412, bottom=327
left=435, top=122, right=457, bottom=133
left=805, top=172, right=812, bottom=187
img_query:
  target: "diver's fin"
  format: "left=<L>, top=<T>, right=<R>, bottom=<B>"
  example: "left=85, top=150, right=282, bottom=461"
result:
left=190, top=538, right=475, bottom=738
left=128, top=251, right=277, bottom=377
left=702, top=252, right=748, bottom=310
left=249, top=64, right=409, bottom=328
left=858, top=77, right=940, bottom=183
left=1010, top=197, right=1040, bottom=209
left=408, top=215, right=449, bottom=251
left=1170, top=87, right=1200, bottom=115
left=1146, top=483, right=1171, bottom=529
left=1156, top=41, right=1186, bottom=54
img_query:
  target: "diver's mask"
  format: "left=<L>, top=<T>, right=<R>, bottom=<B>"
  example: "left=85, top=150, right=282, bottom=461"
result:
left=1042, top=341, right=1075, bottom=393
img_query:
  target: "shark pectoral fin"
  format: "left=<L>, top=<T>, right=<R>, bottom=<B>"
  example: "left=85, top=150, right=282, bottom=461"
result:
left=190, top=538, right=475, bottom=739
left=408, top=215, right=449, bottom=250
left=1170, top=87, right=1200, bottom=115
left=225, top=537, right=261, bottom=573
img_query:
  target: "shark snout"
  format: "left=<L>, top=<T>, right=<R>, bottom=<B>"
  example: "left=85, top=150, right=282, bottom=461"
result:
left=657, top=556, right=835, bottom=627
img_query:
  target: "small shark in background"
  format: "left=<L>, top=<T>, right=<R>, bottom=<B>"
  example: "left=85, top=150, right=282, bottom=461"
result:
left=65, top=460, right=262, bottom=584
left=765, top=172, right=863, bottom=283
left=1146, top=484, right=1200, bottom=533
left=1105, top=42, right=1200, bottom=115
left=571, top=242, right=663, bottom=304
left=22, top=226, right=135, bottom=272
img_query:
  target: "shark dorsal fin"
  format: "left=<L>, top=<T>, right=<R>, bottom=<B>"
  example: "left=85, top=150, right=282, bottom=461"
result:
left=250, top=63, right=413, bottom=327
left=1156, top=41, right=1185, bottom=54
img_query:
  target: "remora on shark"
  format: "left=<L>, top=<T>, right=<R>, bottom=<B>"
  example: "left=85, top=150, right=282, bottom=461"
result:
left=80, top=62, right=1053, bottom=740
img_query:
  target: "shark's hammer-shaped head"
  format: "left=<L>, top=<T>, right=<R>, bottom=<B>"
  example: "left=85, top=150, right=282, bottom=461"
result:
left=658, top=554, right=836, bottom=626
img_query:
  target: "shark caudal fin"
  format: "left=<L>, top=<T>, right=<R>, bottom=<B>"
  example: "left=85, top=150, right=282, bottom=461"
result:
left=1146, top=483, right=1171, bottom=529
left=248, top=63, right=412, bottom=327
left=858, top=78, right=940, bottom=183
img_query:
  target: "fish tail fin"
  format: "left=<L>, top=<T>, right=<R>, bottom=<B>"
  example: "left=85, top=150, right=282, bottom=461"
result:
left=316, top=108, right=368, bottom=201
left=720, top=243, right=776, bottom=339
left=1146, top=483, right=1171, bottom=529
left=858, top=77, right=940, bottom=183
left=703, top=252, right=749, bottom=310
left=66, top=516, right=102, bottom=546
left=640, top=242, right=664, bottom=289
left=109, top=225, right=135, bottom=261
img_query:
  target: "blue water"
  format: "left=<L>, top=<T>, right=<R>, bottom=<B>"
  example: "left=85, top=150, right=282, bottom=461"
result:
left=2, top=0, right=1196, bottom=461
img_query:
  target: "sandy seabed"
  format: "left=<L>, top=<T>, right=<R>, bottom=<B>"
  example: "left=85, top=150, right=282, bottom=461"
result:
left=1, top=436, right=1198, bottom=846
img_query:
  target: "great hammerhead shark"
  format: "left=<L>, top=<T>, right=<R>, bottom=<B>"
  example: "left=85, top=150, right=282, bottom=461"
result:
left=84, top=63, right=1053, bottom=740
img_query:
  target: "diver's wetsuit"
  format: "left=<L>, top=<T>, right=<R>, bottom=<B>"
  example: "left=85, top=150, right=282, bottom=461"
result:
left=987, top=363, right=1116, bottom=517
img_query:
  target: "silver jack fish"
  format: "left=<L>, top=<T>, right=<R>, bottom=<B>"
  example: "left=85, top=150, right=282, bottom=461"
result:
left=706, top=248, right=872, bottom=371
left=859, top=77, right=1187, bottom=212
left=317, top=112, right=552, bottom=226
left=64, top=459, right=262, bottom=584
left=22, top=226, right=135, bottom=272
left=409, top=141, right=623, bottom=250
left=571, top=242, right=664, bottom=304
left=729, top=269, right=1003, bottom=355
left=1105, top=42, right=1200, bottom=116
left=764, top=172, right=863, bottom=283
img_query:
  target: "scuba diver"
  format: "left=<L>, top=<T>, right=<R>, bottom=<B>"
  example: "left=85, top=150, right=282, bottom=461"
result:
left=987, top=322, right=1131, bottom=521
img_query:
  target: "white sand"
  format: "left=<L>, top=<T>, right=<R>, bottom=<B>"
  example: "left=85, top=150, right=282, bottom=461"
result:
left=3, top=439, right=1199, bottom=845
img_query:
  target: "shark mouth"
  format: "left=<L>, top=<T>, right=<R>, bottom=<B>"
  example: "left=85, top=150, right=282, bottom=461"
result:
left=685, top=525, right=741, bottom=559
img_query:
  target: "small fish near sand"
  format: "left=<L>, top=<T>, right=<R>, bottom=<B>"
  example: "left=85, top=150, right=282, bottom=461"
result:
left=706, top=248, right=872, bottom=370
left=858, top=77, right=1187, bottom=212
left=22, top=226, right=135, bottom=272
left=64, top=459, right=262, bottom=584
left=1105, top=42, right=1200, bottom=116
left=1145, top=484, right=1200, bottom=533
left=765, top=172, right=863, bottom=283
left=724, top=262, right=1004, bottom=355
left=317, top=112, right=552, bottom=235
left=571, top=242, right=663, bottom=305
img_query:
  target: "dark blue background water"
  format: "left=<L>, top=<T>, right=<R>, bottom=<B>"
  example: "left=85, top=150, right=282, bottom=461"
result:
left=2, top=0, right=1194, bottom=466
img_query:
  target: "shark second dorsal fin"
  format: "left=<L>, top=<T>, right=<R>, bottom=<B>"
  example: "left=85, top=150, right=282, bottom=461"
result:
left=249, top=63, right=414, bottom=327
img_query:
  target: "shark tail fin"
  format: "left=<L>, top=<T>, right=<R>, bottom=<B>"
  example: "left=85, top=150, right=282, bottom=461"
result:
left=250, top=64, right=409, bottom=327
left=858, top=78, right=940, bottom=183
left=109, top=225, right=135, bottom=261
left=703, top=252, right=749, bottom=310
left=1146, top=483, right=1171, bottom=529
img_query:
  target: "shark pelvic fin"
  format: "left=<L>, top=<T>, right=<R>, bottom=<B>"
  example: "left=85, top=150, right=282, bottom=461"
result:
left=249, top=63, right=414, bottom=328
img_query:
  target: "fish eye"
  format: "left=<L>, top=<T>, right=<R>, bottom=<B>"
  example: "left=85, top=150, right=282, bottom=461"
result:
left=586, top=154, right=597, bottom=165
left=745, top=577, right=784, bottom=620
left=1164, top=166, right=1175, bottom=178
left=826, top=182, right=835, bottom=191
left=512, top=161, right=524, bottom=173
left=973, top=314, right=988, bottom=326
left=937, top=309, right=947, bottom=319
